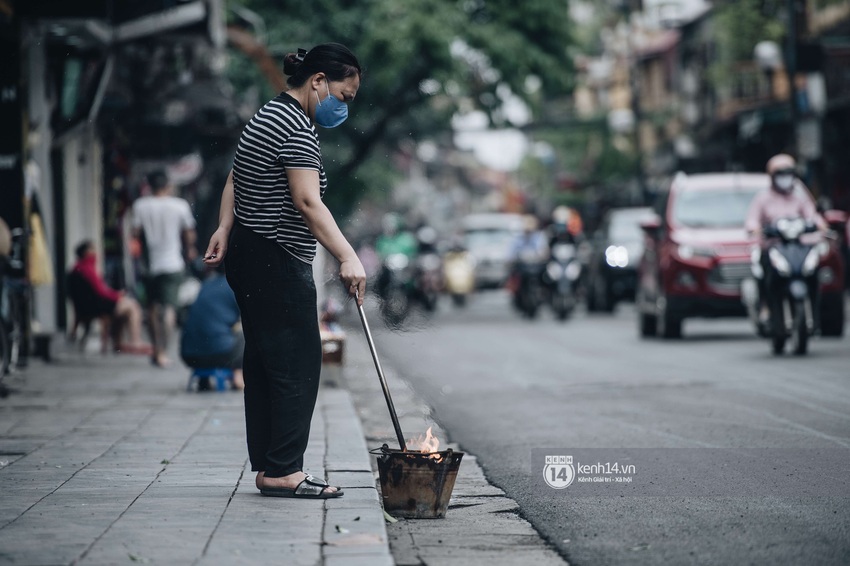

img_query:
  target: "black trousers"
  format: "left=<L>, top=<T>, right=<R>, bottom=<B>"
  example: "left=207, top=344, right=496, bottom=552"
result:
left=225, top=222, right=322, bottom=477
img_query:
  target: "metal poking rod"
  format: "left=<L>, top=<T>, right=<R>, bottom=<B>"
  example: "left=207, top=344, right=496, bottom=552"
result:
left=356, top=296, right=407, bottom=452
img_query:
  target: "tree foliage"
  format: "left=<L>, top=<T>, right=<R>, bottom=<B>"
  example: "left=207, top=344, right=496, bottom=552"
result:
left=225, top=0, right=574, bottom=214
left=710, top=0, right=786, bottom=88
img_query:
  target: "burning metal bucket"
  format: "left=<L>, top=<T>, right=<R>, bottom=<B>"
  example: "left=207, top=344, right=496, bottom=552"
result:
left=372, top=445, right=464, bottom=519
left=356, top=299, right=463, bottom=518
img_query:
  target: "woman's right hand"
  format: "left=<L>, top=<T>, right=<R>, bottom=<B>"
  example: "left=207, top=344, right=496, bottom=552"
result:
left=203, top=226, right=230, bottom=266
left=340, top=257, right=367, bottom=306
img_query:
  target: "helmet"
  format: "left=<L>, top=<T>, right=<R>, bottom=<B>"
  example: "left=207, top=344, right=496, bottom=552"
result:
left=766, top=154, right=796, bottom=195
left=382, top=213, right=402, bottom=235
left=766, top=154, right=796, bottom=174
left=551, top=206, right=571, bottom=225
left=416, top=225, right=438, bottom=246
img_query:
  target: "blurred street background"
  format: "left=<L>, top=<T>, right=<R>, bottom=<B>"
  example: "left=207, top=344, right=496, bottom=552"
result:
left=347, top=290, right=849, bottom=565
left=1, top=0, right=849, bottom=564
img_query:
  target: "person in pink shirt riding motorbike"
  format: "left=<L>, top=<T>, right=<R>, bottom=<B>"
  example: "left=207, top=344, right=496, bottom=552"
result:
left=745, top=154, right=825, bottom=236
left=745, top=154, right=827, bottom=326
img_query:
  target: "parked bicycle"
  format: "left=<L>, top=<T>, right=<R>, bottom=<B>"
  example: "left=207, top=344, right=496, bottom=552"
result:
left=1, top=227, right=30, bottom=395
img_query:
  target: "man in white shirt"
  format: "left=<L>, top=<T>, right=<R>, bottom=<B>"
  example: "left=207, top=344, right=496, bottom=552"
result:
left=132, top=170, right=197, bottom=368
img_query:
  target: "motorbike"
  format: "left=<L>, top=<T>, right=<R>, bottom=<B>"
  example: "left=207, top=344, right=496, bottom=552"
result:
left=442, top=247, right=476, bottom=307
left=1, top=228, right=28, bottom=385
left=377, top=253, right=414, bottom=326
left=511, top=249, right=547, bottom=319
left=410, top=226, right=442, bottom=312
left=412, top=250, right=442, bottom=312
left=747, top=217, right=827, bottom=355
left=543, top=241, right=582, bottom=321
left=377, top=244, right=443, bottom=326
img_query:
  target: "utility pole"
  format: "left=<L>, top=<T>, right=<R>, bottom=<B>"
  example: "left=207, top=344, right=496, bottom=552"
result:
left=785, top=0, right=800, bottom=156
left=616, top=0, right=647, bottom=203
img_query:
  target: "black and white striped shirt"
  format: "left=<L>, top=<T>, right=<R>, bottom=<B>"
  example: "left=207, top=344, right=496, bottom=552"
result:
left=232, top=93, right=327, bottom=264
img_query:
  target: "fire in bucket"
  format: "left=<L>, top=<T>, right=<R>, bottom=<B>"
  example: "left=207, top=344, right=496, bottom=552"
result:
left=355, top=295, right=463, bottom=518
left=406, top=426, right=442, bottom=459
left=372, top=427, right=464, bottom=519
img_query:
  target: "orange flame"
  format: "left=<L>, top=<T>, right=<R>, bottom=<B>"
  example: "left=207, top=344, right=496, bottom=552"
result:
left=406, top=426, right=441, bottom=458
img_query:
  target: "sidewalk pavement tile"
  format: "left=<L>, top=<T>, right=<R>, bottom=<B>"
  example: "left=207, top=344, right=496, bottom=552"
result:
left=0, top=347, right=391, bottom=565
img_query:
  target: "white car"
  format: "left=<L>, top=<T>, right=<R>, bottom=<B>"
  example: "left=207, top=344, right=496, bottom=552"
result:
left=462, top=213, right=525, bottom=289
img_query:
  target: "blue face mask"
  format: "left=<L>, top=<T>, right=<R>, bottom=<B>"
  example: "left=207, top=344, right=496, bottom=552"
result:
left=314, top=83, right=348, bottom=128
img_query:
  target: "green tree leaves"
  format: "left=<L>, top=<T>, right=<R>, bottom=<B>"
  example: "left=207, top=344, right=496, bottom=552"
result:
left=225, top=0, right=575, bottom=215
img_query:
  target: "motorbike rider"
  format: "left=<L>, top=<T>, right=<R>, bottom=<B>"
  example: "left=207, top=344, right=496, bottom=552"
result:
left=547, top=206, right=584, bottom=248
left=547, top=206, right=583, bottom=245
left=542, top=207, right=585, bottom=319
left=411, top=224, right=443, bottom=310
left=375, top=213, right=417, bottom=259
left=745, top=154, right=827, bottom=324
left=508, top=215, right=548, bottom=301
left=511, top=214, right=549, bottom=263
left=415, top=224, right=439, bottom=255
left=374, top=213, right=417, bottom=300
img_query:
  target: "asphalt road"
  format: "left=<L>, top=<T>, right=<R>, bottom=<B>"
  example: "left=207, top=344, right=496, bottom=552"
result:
left=362, top=290, right=850, bottom=566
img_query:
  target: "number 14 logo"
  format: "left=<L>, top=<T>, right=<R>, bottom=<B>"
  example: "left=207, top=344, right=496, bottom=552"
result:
left=543, top=455, right=575, bottom=489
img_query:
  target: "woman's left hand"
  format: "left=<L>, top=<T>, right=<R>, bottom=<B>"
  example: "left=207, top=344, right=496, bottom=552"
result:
left=204, top=226, right=230, bottom=266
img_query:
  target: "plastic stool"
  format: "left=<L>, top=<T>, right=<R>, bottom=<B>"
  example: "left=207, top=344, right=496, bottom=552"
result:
left=187, top=368, right=234, bottom=392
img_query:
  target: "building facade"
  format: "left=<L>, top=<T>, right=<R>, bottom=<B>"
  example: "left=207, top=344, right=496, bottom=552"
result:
left=1, top=0, right=241, bottom=347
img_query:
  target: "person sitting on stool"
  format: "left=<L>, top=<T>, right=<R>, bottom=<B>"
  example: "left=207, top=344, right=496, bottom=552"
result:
left=180, top=264, right=244, bottom=390
left=68, top=240, right=151, bottom=354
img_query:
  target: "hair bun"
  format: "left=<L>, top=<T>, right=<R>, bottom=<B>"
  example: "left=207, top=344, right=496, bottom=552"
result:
left=282, top=48, right=308, bottom=76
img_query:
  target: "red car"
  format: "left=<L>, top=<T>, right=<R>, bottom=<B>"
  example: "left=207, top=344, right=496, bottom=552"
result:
left=636, top=172, right=845, bottom=338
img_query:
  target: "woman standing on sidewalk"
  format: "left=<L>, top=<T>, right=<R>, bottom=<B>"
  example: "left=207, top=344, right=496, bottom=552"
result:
left=203, top=43, right=366, bottom=499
